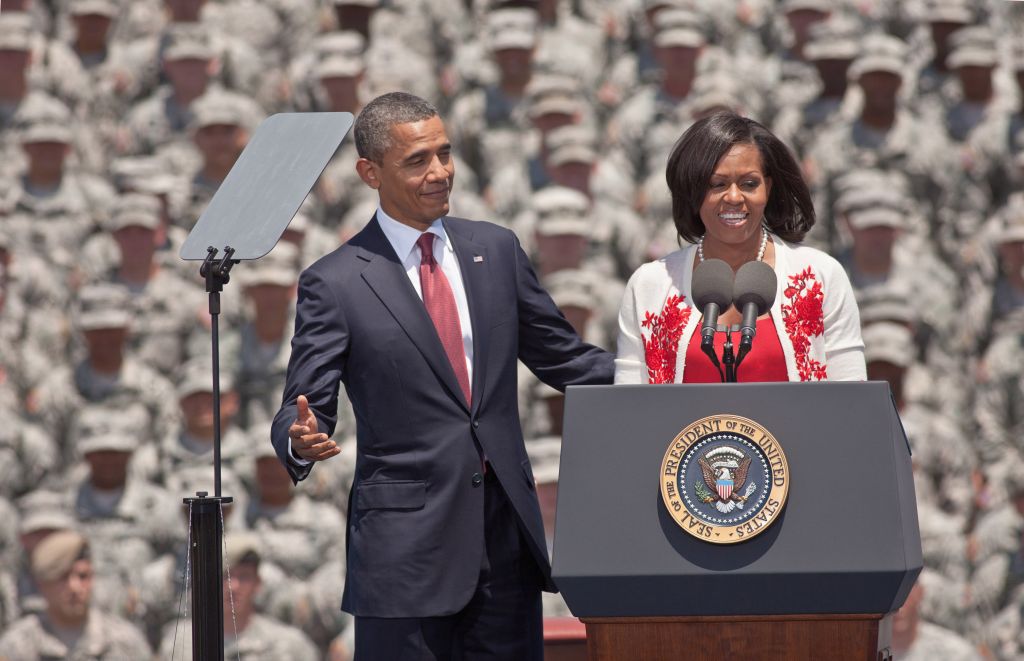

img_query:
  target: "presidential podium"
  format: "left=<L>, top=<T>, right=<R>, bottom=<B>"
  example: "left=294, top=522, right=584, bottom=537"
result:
left=552, top=382, right=921, bottom=661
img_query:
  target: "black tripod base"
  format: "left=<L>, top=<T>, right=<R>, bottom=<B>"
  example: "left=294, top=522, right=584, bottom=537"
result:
left=183, top=494, right=234, bottom=661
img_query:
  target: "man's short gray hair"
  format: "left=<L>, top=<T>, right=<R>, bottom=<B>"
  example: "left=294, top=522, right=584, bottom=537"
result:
left=354, top=92, right=439, bottom=162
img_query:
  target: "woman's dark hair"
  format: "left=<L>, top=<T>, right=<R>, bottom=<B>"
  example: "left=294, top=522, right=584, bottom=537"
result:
left=665, top=111, right=815, bottom=244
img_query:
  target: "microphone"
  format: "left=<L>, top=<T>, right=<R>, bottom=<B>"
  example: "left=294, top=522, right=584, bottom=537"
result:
left=733, top=261, right=777, bottom=357
left=691, top=259, right=734, bottom=382
left=691, top=259, right=734, bottom=345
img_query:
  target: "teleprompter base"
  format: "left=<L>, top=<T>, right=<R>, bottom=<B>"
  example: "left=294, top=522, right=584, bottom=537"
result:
left=581, top=613, right=893, bottom=661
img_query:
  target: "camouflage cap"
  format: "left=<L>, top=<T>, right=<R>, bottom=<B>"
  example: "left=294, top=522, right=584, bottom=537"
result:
left=225, top=531, right=262, bottom=568
left=529, top=93, right=582, bottom=120
left=17, top=94, right=74, bottom=145
left=653, top=27, right=705, bottom=49
left=189, top=91, right=259, bottom=131
left=834, top=185, right=909, bottom=216
left=164, top=25, right=215, bottom=61
left=862, top=322, right=914, bottom=367
left=548, top=272, right=598, bottom=310
left=548, top=142, right=597, bottom=167
left=0, top=12, right=34, bottom=51
left=331, top=0, right=380, bottom=6
left=488, top=8, right=537, bottom=51
left=75, top=282, right=132, bottom=331
left=533, top=187, right=590, bottom=237
left=176, top=356, right=236, bottom=399
left=947, top=26, right=998, bottom=69
left=107, top=192, right=161, bottom=231
left=73, top=402, right=148, bottom=455
left=849, top=34, right=908, bottom=80
left=238, top=241, right=300, bottom=287
left=314, top=30, right=366, bottom=59
left=316, top=53, right=365, bottom=79
left=110, top=156, right=180, bottom=195
left=920, top=0, right=973, bottom=24
left=545, top=123, right=597, bottom=152
left=805, top=15, right=860, bottom=61
left=18, top=490, right=76, bottom=535
left=782, top=0, right=833, bottom=12
left=69, top=0, right=118, bottom=16
left=847, top=207, right=907, bottom=230
left=31, top=530, right=89, bottom=582
left=526, top=435, right=561, bottom=484
left=489, top=26, right=536, bottom=51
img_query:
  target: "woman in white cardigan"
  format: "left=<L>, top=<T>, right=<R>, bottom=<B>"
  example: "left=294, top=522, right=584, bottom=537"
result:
left=616, top=112, right=866, bottom=384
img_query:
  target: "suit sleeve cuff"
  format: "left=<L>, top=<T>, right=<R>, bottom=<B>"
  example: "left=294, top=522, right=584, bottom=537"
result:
left=288, top=439, right=313, bottom=466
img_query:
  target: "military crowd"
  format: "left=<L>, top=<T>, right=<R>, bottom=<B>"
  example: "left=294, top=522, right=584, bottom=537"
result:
left=0, top=0, right=1022, bottom=658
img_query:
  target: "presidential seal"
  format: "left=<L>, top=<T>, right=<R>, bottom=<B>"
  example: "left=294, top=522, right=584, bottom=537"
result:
left=659, top=414, right=789, bottom=544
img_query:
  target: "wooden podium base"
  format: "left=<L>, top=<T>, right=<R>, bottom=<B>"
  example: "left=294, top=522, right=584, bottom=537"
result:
left=580, top=613, right=893, bottom=661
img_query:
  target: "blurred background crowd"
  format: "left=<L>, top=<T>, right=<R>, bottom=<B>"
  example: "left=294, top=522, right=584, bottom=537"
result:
left=0, top=0, right=1023, bottom=658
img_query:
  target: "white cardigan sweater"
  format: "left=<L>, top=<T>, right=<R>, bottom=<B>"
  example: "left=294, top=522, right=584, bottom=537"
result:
left=615, top=235, right=866, bottom=384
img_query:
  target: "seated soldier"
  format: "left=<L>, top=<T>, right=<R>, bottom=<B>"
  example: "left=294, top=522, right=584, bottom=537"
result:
left=157, top=532, right=319, bottom=660
left=0, top=530, right=152, bottom=659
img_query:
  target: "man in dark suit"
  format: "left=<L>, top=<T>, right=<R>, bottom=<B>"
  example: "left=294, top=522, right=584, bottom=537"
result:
left=271, top=92, right=613, bottom=660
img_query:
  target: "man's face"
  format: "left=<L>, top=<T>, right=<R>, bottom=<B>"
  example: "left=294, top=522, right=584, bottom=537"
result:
left=654, top=45, right=699, bottom=79
left=22, top=141, right=70, bottom=179
left=858, top=71, right=901, bottom=111
left=535, top=233, right=587, bottom=273
left=194, top=123, right=246, bottom=172
left=256, top=456, right=292, bottom=501
left=224, top=561, right=260, bottom=620
left=73, top=14, right=113, bottom=46
left=166, top=0, right=206, bottom=22
left=180, top=390, right=239, bottom=436
left=0, top=50, right=31, bottom=88
left=164, top=57, right=212, bottom=98
left=85, top=450, right=132, bottom=490
left=850, top=224, right=898, bottom=260
left=39, top=559, right=93, bottom=625
left=320, top=74, right=361, bottom=113
left=957, top=64, right=994, bottom=101
left=83, top=327, right=128, bottom=363
left=113, top=226, right=157, bottom=266
left=494, top=47, right=534, bottom=85
left=998, top=240, right=1024, bottom=281
left=549, top=161, right=592, bottom=197
left=359, top=116, right=455, bottom=229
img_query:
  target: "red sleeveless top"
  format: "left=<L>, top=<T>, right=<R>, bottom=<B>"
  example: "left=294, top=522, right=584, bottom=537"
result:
left=683, top=316, right=789, bottom=383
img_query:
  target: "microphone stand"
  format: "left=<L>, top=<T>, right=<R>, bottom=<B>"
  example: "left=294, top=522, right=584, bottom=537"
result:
left=721, top=325, right=738, bottom=383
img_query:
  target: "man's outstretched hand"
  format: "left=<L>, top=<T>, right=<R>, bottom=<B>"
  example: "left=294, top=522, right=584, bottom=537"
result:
left=289, top=395, right=340, bottom=462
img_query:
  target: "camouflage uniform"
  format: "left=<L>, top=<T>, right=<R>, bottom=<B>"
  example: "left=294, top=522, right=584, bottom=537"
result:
left=0, top=608, right=153, bottom=660
left=894, top=620, right=981, bottom=660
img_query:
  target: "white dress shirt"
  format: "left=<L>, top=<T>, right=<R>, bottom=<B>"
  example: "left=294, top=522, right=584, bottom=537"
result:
left=291, top=208, right=475, bottom=464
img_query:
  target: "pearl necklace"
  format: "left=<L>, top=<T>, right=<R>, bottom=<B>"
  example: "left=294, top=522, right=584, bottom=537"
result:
left=698, top=226, right=768, bottom=263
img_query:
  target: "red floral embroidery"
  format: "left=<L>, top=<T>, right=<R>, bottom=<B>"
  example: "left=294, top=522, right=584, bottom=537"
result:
left=781, top=267, right=827, bottom=381
left=641, top=295, right=691, bottom=384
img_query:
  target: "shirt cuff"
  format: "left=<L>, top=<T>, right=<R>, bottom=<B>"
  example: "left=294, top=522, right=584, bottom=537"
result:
left=288, top=439, right=312, bottom=466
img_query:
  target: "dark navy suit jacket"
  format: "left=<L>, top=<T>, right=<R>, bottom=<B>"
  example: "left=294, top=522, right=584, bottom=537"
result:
left=271, top=215, right=614, bottom=618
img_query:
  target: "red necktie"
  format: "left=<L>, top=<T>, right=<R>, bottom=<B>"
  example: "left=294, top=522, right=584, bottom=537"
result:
left=417, top=233, right=472, bottom=405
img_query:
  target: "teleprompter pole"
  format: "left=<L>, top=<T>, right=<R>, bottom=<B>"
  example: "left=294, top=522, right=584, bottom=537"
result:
left=183, top=246, right=238, bottom=660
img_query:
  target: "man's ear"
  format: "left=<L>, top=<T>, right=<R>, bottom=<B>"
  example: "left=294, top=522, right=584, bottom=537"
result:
left=355, top=157, right=380, bottom=190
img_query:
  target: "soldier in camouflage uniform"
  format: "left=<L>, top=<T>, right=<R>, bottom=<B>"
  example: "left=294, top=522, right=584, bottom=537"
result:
left=61, top=403, right=179, bottom=624
left=157, top=532, right=319, bottom=660
left=123, top=24, right=221, bottom=160
left=806, top=34, right=953, bottom=255
left=130, top=356, right=252, bottom=490
left=80, top=192, right=204, bottom=377
left=0, top=530, right=153, bottom=660
left=30, top=282, right=177, bottom=468
left=449, top=9, right=539, bottom=191
left=891, top=581, right=981, bottom=660
left=13, top=491, right=77, bottom=617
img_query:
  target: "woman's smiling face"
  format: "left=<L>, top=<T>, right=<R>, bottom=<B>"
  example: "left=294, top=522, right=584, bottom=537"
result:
left=698, top=142, right=772, bottom=250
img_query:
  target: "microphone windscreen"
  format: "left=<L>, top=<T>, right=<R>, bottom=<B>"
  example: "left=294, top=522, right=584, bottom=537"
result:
left=733, top=260, right=777, bottom=315
left=691, top=258, right=734, bottom=310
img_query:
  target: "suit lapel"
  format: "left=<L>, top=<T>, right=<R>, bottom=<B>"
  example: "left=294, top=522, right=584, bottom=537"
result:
left=354, top=216, right=470, bottom=413
left=445, top=218, right=491, bottom=416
